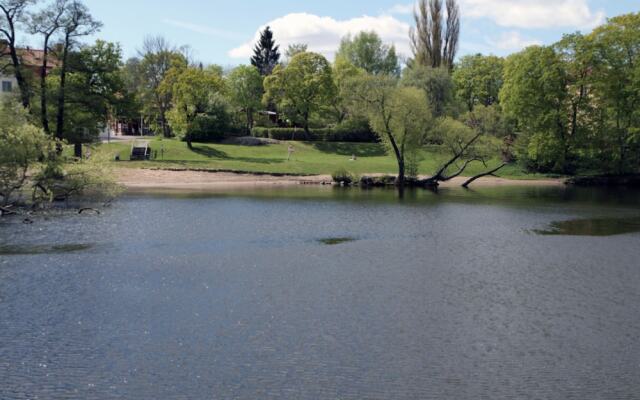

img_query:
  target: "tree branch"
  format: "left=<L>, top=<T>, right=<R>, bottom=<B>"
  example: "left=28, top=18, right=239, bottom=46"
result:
left=462, top=163, right=507, bottom=188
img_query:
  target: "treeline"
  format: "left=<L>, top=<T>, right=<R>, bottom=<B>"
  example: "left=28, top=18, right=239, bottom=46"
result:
left=2, top=0, right=639, bottom=181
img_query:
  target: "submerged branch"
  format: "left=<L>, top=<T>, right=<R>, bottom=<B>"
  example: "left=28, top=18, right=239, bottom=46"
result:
left=462, top=163, right=507, bottom=188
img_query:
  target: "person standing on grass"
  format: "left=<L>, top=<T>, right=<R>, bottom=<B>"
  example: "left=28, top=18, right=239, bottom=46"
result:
left=287, top=145, right=295, bottom=161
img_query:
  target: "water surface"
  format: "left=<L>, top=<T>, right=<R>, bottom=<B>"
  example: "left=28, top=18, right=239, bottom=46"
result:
left=1, top=185, right=639, bottom=399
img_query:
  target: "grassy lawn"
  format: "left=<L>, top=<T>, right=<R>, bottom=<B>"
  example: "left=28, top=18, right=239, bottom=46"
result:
left=95, top=137, right=550, bottom=179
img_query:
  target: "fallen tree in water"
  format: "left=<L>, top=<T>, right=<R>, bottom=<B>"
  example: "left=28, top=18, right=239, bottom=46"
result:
left=0, top=102, right=121, bottom=216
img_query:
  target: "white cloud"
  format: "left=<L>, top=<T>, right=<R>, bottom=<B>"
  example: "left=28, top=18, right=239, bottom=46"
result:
left=462, top=0, right=604, bottom=29
left=485, top=31, right=541, bottom=51
left=389, top=0, right=605, bottom=29
left=387, top=4, right=415, bottom=15
left=228, top=13, right=411, bottom=61
left=163, top=19, right=243, bottom=40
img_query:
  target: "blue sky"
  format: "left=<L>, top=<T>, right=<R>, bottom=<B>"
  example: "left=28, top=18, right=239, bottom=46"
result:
left=61, top=0, right=640, bottom=66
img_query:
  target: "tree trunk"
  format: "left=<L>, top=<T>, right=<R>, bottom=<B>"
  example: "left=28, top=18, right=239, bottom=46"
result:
left=247, top=109, right=253, bottom=135
left=7, top=43, right=30, bottom=108
left=74, top=143, right=82, bottom=158
left=186, top=135, right=193, bottom=150
left=55, top=37, right=71, bottom=144
left=40, top=39, right=51, bottom=135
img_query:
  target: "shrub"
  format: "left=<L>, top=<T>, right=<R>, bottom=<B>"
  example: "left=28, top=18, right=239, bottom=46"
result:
left=331, top=169, right=356, bottom=185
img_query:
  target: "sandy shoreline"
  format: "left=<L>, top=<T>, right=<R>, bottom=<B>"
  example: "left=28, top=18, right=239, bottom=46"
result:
left=116, top=168, right=565, bottom=191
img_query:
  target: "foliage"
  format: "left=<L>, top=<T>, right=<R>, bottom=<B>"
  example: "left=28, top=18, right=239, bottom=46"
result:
left=263, top=52, right=337, bottom=134
left=163, top=65, right=226, bottom=147
left=331, top=168, right=357, bottom=185
left=226, top=65, right=263, bottom=134
left=453, top=54, right=504, bottom=111
left=402, top=65, right=456, bottom=117
left=32, top=152, right=121, bottom=204
left=588, top=13, right=640, bottom=174
left=336, top=31, right=400, bottom=76
left=500, top=45, right=574, bottom=173
left=347, top=74, right=433, bottom=183
left=52, top=40, right=130, bottom=153
left=0, top=101, right=50, bottom=205
left=136, top=37, right=188, bottom=137
left=284, top=43, right=307, bottom=61
left=251, top=26, right=281, bottom=76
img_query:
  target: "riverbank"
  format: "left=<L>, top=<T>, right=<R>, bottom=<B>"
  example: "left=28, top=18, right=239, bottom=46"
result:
left=116, top=168, right=565, bottom=190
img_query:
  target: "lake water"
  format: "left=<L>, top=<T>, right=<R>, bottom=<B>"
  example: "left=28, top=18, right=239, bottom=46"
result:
left=1, top=186, right=640, bottom=399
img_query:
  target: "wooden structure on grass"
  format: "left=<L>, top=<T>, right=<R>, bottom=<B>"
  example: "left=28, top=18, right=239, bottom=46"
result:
left=130, top=140, right=152, bottom=161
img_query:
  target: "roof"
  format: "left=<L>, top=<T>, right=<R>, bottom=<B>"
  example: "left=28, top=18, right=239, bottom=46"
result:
left=0, top=45, right=60, bottom=69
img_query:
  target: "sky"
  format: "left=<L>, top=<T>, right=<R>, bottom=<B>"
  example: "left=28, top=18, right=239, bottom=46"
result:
left=26, top=0, right=640, bottom=66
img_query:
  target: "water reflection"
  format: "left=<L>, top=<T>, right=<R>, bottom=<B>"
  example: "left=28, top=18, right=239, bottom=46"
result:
left=0, top=243, right=94, bottom=255
left=534, top=216, right=640, bottom=236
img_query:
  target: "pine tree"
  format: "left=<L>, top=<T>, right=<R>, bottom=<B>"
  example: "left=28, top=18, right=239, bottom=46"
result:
left=251, top=26, right=281, bottom=76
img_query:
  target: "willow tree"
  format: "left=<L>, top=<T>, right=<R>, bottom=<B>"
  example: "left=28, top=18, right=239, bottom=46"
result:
left=410, top=0, right=460, bottom=70
left=349, top=75, right=432, bottom=186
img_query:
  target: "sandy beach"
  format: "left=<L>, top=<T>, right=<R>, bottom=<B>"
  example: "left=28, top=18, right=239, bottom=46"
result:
left=116, top=168, right=565, bottom=190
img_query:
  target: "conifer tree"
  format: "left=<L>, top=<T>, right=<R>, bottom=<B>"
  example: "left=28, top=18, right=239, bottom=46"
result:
left=250, top=26, right=281, bottom=76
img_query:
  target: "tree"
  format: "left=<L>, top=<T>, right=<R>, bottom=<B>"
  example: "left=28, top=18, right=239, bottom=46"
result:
left=402, top=65, right=455, bottom=117
left=0, top=99, right=49, bottom=206
left=284, top=43, right=307, bottom=61
left=453, top=54, right=504, bottom=112
left=588, top=13, right=640, bottom=174
left=501, top=45, right=580, bottom=173
left=163, top=65, right=225, bottom=149
left=29, top=0, right=67, bottom=134
left=263, top=52, right=336, bottom=135
left=137, top=36, right=187, bottom=137
left=332, top=57, right=366, bottom=124
left=410, top=0, right=460, bottom=70
left=0, top=0, right=36, bottom=108
left=348, top=75, right=432, bottom=185
left=336, top=31, right=400, bottom=76
left=226, top=65, right=263, bottom=134
left=53, top=41, right=128, bottom=157
left=54, top=0, right=101, bottom=145
left=250, top=26, right=280, bottom=76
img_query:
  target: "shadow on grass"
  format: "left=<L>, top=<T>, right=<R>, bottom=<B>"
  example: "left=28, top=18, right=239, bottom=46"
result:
left=311, top=142, right=387, bottom=157
left=190, top=145, right=286, bottom=165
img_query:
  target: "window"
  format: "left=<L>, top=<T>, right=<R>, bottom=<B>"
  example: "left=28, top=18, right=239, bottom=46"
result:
left=1, top=81, right=12, bottom=93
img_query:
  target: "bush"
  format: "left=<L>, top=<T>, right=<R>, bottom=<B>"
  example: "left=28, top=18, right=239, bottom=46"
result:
left=331, top=168, right=356, bottom=185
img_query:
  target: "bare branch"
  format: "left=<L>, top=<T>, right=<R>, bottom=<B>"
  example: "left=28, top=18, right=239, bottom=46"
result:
left=462, top=163, right=508, bottom=188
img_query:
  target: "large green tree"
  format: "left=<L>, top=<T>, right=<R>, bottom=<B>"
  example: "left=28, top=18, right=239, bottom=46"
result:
left=163, top=65, right=225, bottom=149
left=336, top=31, right=400, bottom=76
left=500, top=46, right=576, bottom=173
left=588, top=13, right=640, bottom=174
left=53, top=40, right=129, bottom=157
left=263, top=52, right=336, bottom=135
left=453, top=54, right=504, bottom=112
left=226, top=65, right=263, bottom=134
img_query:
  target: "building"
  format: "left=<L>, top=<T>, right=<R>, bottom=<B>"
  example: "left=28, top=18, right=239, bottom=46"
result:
left=0, top=39, right=59, bottom=97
